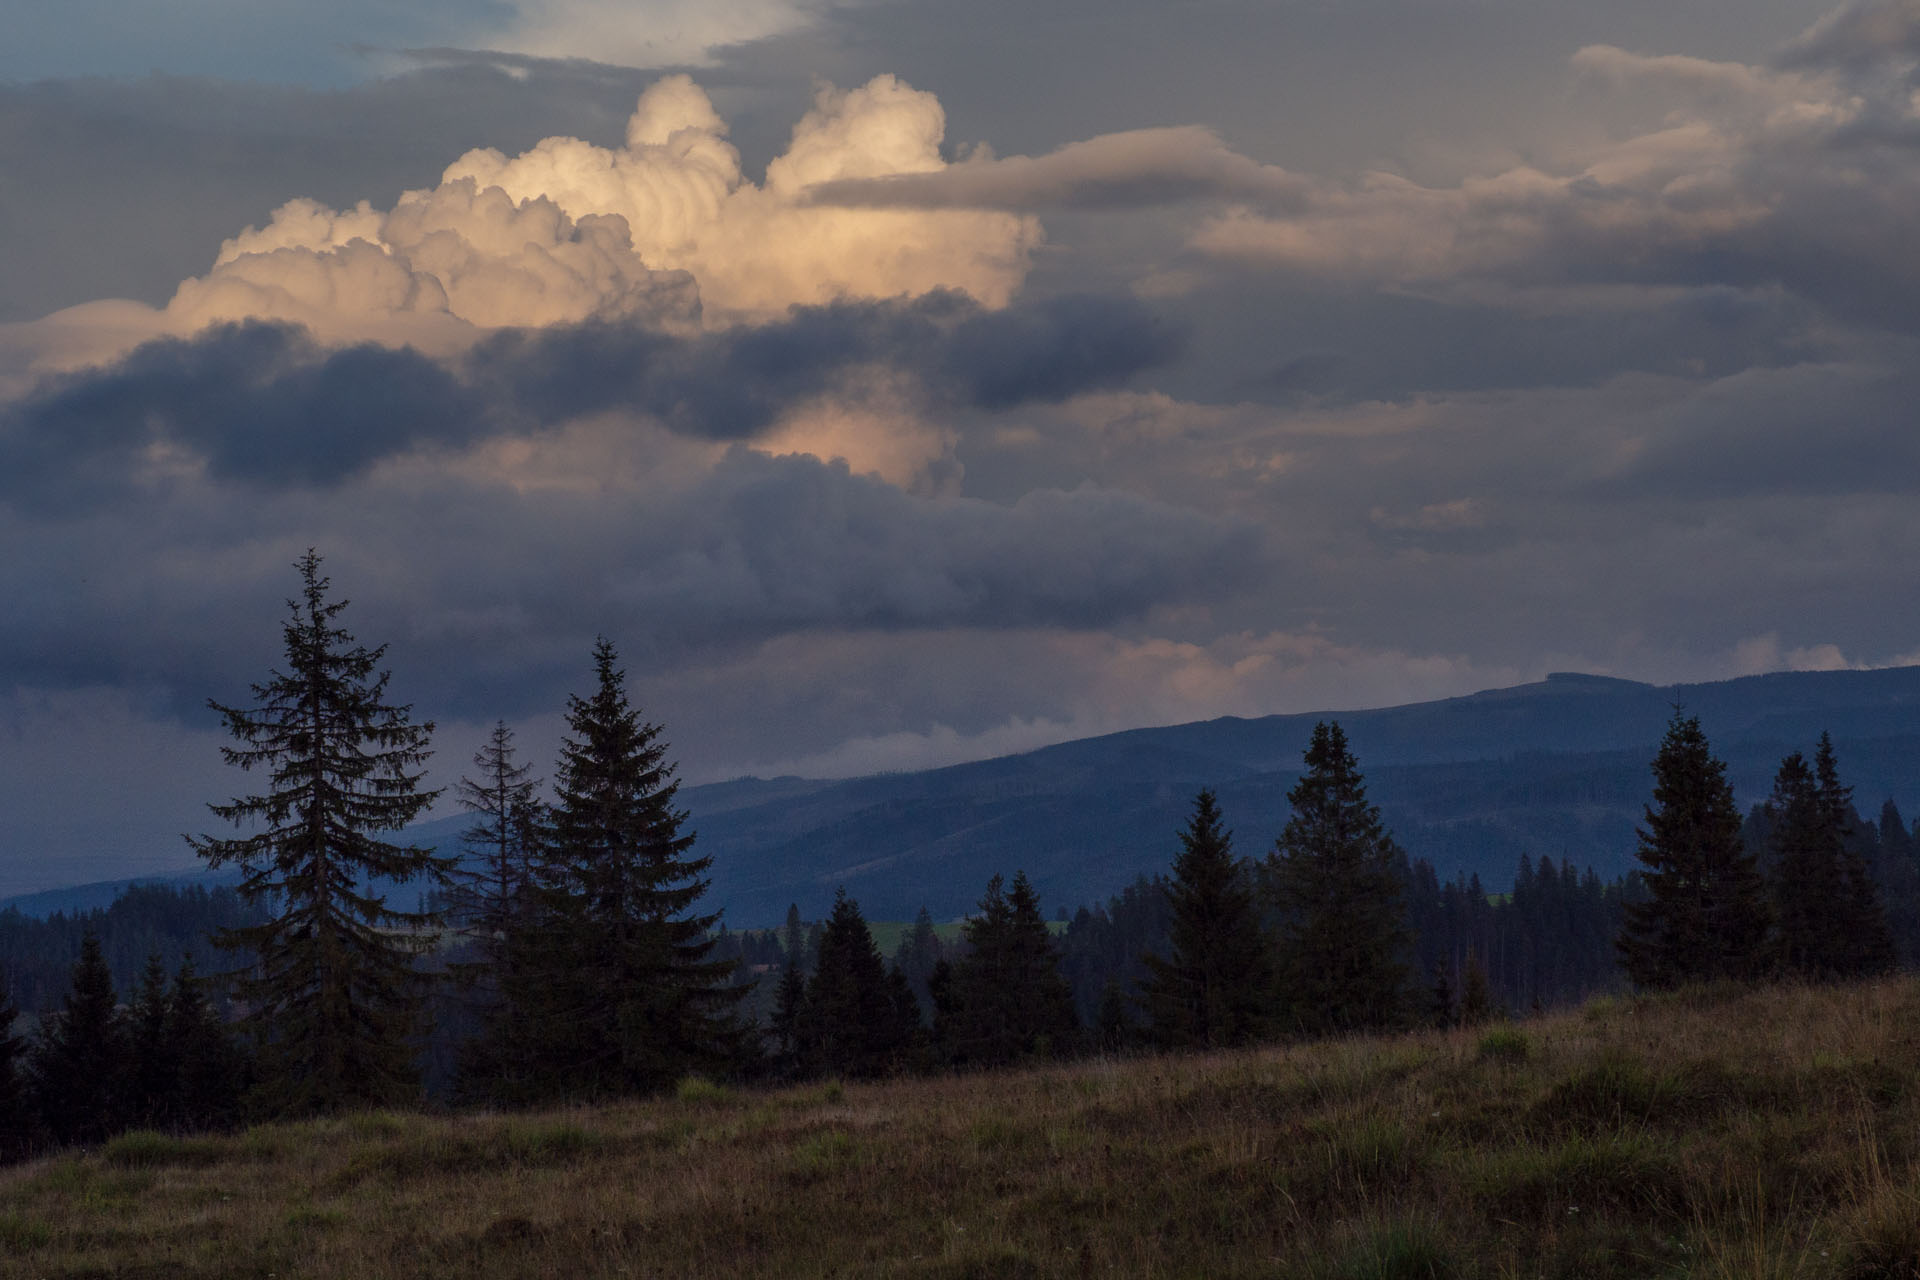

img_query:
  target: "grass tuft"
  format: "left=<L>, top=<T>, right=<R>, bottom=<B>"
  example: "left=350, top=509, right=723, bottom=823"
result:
left=676, top=1075, right=731, bottom=1104
left=1475, top=1026, right=1529, bottom=1064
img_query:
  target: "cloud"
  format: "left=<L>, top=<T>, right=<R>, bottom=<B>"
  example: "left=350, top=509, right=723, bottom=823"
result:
left=1777, top=0, right=1920, bottom=68
left=1183, top=16, right=1920, bottom=331
left=0, top=439, right=1265, bottom=715
left=475, top=0, right=836, bottom=70
left=165, top=73, right=1041, bottom=337
left=806, top=125, right=1309, bottom=211
left=0, top=290, right=1181, bottom=506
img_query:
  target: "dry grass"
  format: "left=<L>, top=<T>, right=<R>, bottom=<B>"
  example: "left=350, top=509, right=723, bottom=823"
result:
left=8, top=978, right=1920, bottom=1277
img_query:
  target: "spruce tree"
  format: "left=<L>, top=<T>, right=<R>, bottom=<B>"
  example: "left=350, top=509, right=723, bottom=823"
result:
left=1262, top=722, right=1410, bottom=1034
left=769, top=960, right=807, bottom=1075
left=1617, top=711, right=1770, bottom=989
left=512, top=639, right=744, bottom=1097
left=797, top=890, right=911, bottom=1078
left=1877, top=799, right=1920, bottom=965
left=447, top=719, right=546, bottom=1089
left=1458, top=949, right=1494, bottom=1027
left=0, top=962, right=29, bottom=1159
left=29, top=930, right=124, bottom=1145
left=1814, top=734, right=1896, bottom=977
left=1138, top=790, right=1271, bottom=1049
left=1767, top=751, right=1842, bottom=978
left=167, top=957, right=245, bottom=1132
left=189, top=550, right=450, bottom=1115
left=891, top=906, right=945, bottom=1018
left=125, top=953, right=177, bottom=1129
left=450, top=720, right=545, bottom=964
left=940, top=873, right=1079, bottom=1066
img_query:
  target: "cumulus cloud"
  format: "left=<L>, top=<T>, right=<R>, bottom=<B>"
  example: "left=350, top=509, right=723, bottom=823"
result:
left=1184, top=8, right=1920, bottom=330
left=806, top=125, right=1309, bottom=211
left=166, top=74, right=1041, bottom=338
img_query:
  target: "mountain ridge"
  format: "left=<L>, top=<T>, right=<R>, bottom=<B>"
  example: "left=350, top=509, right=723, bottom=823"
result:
left=9, top=666, right=1920, bottom=924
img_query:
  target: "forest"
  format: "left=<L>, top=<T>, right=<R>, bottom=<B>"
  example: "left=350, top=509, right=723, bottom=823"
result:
left=2, top=552, right=1917, bottom=1163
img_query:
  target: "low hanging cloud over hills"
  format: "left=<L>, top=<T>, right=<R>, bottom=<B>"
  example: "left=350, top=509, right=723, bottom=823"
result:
left=6, top=0, right=1920, bottom=897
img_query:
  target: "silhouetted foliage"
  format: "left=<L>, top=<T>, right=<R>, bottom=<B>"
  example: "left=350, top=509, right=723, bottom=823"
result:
left=1617, top=711, right=1769, bottom=989
left=489, top=640, right=745, bottom=1101
left=1263, top=722, right=1410, bottom=1034
left=939, top=873, right=1079, bottom=1067
left=0, top=884, right=262, bottom=1017
left=190, top=551, right=450, bottom=1115
left=29, top=930, right=124, bottom=1145
left=0, top=962, right=28, bottom=1159
left=797, top=890, right=913, bottom=1078
left=1815, top=734, right=1896, bottom=978
left=1138, top=790, right=1270, bottom=1049
left=166, top=956, right=247, bottom=1132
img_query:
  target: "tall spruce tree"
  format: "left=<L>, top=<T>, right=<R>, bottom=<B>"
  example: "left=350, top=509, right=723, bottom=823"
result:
left=125, top=954, right=177, bottom=1129
left=450, top=720, right=545, bottom=963
left=167, top=957, right=246, bottom=1132
left=189, top=551, right=450, bottom=1115
left=1877, top=799, right=1920, bottom=966
left=511, top=639, right=744, bottom=1097
left=1138, top=790, right=1271, bottom=1049
left=1767, top=751, right=1844, bottom=978
left=1617, top=711, right=1769, bottom=989
left=29, top=930, right=124, bottom=1145
left=939, top=873, right=1079, bottom=1067
left=797, top=890, right=912, bottom=1078
left=0, top=962, right=28, bottom=1158
left=1262, top=722, right=1410, bottom=1034
left=1814, top=734, right=1895, bottom=977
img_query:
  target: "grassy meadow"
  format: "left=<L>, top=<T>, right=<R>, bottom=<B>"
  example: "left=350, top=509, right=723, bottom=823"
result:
left=8, top=979, right=1920, bottom=1278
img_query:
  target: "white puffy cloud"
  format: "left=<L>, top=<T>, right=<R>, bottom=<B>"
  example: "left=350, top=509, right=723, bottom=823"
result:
left=166, top=73, right=1040, bottom=341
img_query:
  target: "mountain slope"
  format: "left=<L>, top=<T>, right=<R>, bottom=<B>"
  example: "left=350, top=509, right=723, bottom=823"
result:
left=11, top=667, right=1920, bottom=927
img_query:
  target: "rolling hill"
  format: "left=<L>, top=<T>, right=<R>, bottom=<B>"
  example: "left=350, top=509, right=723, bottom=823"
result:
left=10, top=666, right=1920, bottom=928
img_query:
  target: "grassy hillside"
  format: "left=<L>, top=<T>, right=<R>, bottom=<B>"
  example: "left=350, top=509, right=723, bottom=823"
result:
left=8, top=980, right=1920, bottom=1278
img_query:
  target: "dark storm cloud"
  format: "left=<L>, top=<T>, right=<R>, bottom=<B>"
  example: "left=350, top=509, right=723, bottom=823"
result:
left=0, top=443, right=1264, bottom=714
left=0, top=292, right=1180, bottom=509
left=476, top=291, right=1183, bottom=432
left=0, top=322, right=485, bottom=506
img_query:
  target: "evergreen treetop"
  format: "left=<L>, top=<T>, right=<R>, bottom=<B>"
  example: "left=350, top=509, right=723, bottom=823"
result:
left=450, top=719, right=545, bottom=972
left=1616, top=710, right=1769, bottom=989
left=940, top=872, right=1079, bottom=1067
left=189, top=550, right=450, bottom=1115
left=29, top=929, right=124, bottom=1145
left=798, top=890, right=911, bottom=1078
left=1812, top=734, right=1894, bottom=977
left=0, top=962, right=28, bottom=1157
left=1138, top=789, right=1271, bottom=1049
left=502, top=638, right=745, bottom=1098
left=1263, top=722, right=1410, bottom=1034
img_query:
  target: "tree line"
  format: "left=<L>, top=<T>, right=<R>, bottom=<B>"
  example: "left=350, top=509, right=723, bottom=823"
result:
left=3, top=553, right=1918, bottom=1158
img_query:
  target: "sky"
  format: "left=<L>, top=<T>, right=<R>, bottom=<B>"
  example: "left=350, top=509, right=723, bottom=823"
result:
left=3, top=0, right=1918, bottom=896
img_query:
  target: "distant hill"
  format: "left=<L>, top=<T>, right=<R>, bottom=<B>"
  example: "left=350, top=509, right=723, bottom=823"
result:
left=687, top=666, right=1920, bottom=926
left=10, top=667, right=1920, bottom=928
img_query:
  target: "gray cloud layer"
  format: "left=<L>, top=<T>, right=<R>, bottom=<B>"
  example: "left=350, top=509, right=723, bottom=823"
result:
left=1, top=291, right=1180, bottom=506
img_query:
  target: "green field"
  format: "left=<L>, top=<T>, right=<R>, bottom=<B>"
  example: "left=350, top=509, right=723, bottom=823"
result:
left=7, top=978, right=1920, bottom=1277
